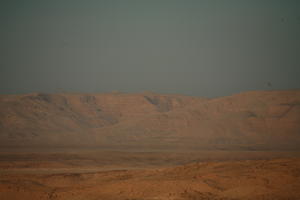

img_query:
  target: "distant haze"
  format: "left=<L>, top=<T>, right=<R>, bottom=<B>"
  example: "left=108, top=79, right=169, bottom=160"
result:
left=0, top=0, right=299, bottom=97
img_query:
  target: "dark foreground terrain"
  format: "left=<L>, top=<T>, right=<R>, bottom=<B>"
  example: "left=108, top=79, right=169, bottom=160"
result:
left=1, top=150, right=300, bottom=200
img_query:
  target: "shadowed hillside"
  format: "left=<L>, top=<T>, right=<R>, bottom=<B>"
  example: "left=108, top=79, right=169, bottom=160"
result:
left=0, top=90, right=300, bottom=150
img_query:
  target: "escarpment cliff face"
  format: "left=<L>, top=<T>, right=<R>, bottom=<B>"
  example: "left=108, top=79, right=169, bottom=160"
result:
left=0, top=90, right=300, bottom=150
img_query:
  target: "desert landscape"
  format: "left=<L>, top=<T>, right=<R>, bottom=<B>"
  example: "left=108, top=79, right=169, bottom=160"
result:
left=1, top=1, right=299, bottom=199
left=1, top=90, right=300, bottom=200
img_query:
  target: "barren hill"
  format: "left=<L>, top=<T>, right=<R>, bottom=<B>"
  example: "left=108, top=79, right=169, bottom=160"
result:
left=0, top=90, right=300, bottom=150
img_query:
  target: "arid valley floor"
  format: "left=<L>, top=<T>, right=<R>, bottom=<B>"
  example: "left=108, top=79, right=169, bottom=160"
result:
left=1, top=150, right=300, bottom=200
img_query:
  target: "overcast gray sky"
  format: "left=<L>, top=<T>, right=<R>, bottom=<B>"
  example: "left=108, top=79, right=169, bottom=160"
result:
left=0, top=0, right=299, bottom=97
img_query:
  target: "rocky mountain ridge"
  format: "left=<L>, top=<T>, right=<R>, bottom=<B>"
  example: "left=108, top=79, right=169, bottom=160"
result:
left=0, top=90, right=299, bottom=150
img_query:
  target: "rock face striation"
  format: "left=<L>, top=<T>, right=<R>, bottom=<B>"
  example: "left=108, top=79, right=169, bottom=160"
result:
left=0, top=90, right=300, bottom=150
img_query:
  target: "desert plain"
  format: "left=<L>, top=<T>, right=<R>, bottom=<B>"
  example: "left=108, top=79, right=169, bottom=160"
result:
left=1, top=90, right=300, bottom=200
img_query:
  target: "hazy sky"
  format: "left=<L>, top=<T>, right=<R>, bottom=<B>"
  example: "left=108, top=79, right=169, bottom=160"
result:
left=0, top=0, right=299, bottom=97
